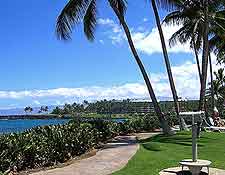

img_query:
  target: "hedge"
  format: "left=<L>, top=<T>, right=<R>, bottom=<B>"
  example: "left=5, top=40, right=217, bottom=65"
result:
left=0, top=114, right=175, bottom=173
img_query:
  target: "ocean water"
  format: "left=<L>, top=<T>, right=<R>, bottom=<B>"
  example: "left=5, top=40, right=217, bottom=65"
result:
left=0, top=119, right=69, bottom=134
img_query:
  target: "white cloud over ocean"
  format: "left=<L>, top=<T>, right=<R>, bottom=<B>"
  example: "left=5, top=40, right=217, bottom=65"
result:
left=0, top=54, right=222, bottom=109
left=0, top=60, right=222, bottom=109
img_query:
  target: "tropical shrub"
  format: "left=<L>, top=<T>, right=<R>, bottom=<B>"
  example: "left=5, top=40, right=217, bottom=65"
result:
left=0, top=115, right=172, bottom=172
left=0, top=122, right=99, bottom=172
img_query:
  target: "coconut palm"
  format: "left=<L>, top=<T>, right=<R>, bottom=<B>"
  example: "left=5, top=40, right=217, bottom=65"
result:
left=24, top=106, right=33, bottom=114
left=150, top=0, right=187, bottom=130
left=207, top=68, right=225, bottom=114
left=208, top=53, right=215, bottom=108
left=163, top=0, right=225, bottom=110
left=209, top=27, right=225, bottom=65
left=163, top=1, right=205, bottom=81
left=55, top=0, right=173, bottom=134
left=213, top=68, right=225, bottom=99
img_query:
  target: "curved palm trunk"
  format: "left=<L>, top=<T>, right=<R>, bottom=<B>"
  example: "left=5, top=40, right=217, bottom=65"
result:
left=209, top=52, right=215, bottom=109
left=193, top=42, right=202, bottom=82
left=109, top=3, right=173, bottom=135
left=151, top=0, right=187, bottom=131
left=199, top=0, right=209, bottom=110
left=192, top=20, right=202, bottom=83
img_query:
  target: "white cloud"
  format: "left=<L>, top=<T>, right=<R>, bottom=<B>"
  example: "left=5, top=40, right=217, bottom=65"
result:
left=0, top=53, right=223, bottom=108
left=97, top=18, right=114, bottom=25
left=98, top=18, right=191, bottom=54
left=0, top=58, right=220, bottom=102
left=133, top=25, right=191, bottom=55
left=97, top=18, right=124, bottom=44
left=0, top=84, right=147, bottom=100
left=99, top=40, right=104, bottom=44
left=143, top=18, right=148, bottom=22
left=0, top=19, right=222, bottom=108
left=33, top=100, right=41, bottom=105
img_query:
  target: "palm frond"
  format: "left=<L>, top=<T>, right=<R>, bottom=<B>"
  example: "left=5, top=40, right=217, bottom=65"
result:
left=56, top=0, right=90, bottom=40
left=155, top=0, right=184, bottom=11
left=108, top=0, right=127, bottom=17
left=83, top=0, right=97, bottom=41
left=209, top=35, right=219, bottom=52
left=169, top=23, right=192, bottom=47
left=193, top=20, right=204, bottom=51
left=163, top=10, right=186, bottom=25
left=217, top=50, right=225, bottom=64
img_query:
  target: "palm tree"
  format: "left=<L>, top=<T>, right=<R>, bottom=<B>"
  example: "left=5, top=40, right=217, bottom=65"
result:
left=208, top=53, right=215, bottom=109
left=198, top=0, right=210, bottom=111
left=197, top=1, right=225, bottom=110
left=150, top=0, right=187, bottom=130
left=39, top=106, right=48, bottom=113
left=24, top=106, right=33, bottom=114
left=213, top=68, right=225, bottom=100
left=163, top=0, right=225, bottom=110
left=163, top=1, right=205, bottom=81
left=209, top=27, right=225, bottom=65
left=206, top=68, right=225, bottom=115
left=55, top=0, right=173, bottom=135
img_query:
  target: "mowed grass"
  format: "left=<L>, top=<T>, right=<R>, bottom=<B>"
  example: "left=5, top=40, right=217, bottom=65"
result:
left=113, top=132, right=225, bottom=175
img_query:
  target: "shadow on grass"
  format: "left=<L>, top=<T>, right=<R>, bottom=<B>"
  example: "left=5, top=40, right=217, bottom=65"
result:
left=162, top=170, right=207, bottom=175
left=140, top=133, right=205, bottom=149
left=142, top=142, right=163, bottom=151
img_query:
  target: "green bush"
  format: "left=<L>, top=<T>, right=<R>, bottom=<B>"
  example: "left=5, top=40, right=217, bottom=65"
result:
left=0, top=115, right=171, bottom=172
left=0, top=122, right=99, bottom=172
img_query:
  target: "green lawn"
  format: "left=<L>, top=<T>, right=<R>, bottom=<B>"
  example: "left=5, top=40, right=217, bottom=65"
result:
left=113, top=132, right=225, bottom=175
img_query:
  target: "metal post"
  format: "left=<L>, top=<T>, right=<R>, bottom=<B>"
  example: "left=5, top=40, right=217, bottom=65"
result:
left=192, top=123, right=198, bottom=162
left=192, top=115, right=195, bottom=125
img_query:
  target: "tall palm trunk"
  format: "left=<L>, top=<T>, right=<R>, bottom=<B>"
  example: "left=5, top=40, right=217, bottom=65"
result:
left=199, top=0, right=209, bottom=110
left=151, top=0, right=187, bottom=131
left=209, top=52, right=215, bottom=109
left=192, top=20, right=202, bottom=83
left=193, top=42, right=202, bottom=83
left=109, top=3, right=173, bottom=135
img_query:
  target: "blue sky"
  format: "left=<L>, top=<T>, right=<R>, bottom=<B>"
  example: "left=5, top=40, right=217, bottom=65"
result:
left=0, top=0, right=217, bottom=109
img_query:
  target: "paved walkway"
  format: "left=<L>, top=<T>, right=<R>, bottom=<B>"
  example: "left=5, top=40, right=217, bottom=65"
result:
left=30, top=135, right=138, bottom=175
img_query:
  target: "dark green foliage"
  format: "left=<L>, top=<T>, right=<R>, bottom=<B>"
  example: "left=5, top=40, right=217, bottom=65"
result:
left=51, top=103, right=84, bottom=115
left=0, top=122, right=98, bottom=172
left=206, top=68, right=225, bottom=118
left=123, top=115, right=160, bottom=133
left=56, top=0, right=127, bottom=41
left=38, top=106, right=49, bottom=114
left=85, top=100, right=155, bottom=114
left=51, top=99, right=201, bottom=116
left=0, top=115, right=168, bottom=172
left=24, top=106, right=33, bottom=114
left=88, top=120, right=119, bottom=142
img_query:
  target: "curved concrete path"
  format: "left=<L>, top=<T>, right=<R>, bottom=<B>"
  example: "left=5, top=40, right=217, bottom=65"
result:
left=30, top=136, right=138, bottom=175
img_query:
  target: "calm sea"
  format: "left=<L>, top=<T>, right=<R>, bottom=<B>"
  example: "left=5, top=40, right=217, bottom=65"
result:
left=0, top=119, right=69, bottom=134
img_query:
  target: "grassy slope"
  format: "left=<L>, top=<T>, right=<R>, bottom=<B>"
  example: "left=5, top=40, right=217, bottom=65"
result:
left=113, top=132, right=225, bottom=175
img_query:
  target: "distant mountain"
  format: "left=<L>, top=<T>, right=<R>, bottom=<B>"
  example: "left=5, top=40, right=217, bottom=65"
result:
left=0, top=106, right=57, bottom=116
